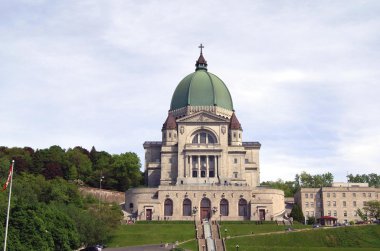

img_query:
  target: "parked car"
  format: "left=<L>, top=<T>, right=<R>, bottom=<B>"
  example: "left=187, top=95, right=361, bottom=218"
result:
left=312, top=224, right=320, bottom=228
left=80, top=244, right=104, bottom=251
left=373, top=219, right=380, bottom=224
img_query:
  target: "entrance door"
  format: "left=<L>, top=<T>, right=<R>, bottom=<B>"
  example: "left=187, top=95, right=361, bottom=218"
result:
left=259, top=209, right=266, bottom=221
left=200, top=198, right=211, bottom=221
left=146, top=209, right=152, bottom=221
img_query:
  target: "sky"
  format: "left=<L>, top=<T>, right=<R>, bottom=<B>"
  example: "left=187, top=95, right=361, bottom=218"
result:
left=1, top=0, right=379, bottom=182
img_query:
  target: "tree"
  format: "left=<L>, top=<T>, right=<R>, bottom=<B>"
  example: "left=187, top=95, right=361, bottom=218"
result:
left=360, top=200, right=380, bottom=221
left=260, top=179, right=297, bottom=197
left=295, top=171, right=334, bottom=188
left=356, top=208, right=368, bottom=221
left=66, top=148, right=92, bottom=181
left=307, top=216, right=316, bottom=225
left=111, top=152, right=142, bottom=191
left=290, top=204, right=304, bottom=223
left=347, top=173, right=380, bottom=188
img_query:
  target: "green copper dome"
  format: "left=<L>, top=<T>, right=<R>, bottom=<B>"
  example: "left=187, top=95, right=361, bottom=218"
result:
left=170, top=50, right=234, bottom=111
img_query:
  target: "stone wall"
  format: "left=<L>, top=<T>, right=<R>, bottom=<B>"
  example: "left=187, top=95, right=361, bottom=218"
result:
left=79, top=187, right=125, bottom=204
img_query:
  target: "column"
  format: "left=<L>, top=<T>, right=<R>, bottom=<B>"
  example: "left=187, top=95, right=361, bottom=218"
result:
left=206, top=156, right=209, bottom=178
left=198, top=156, right=201, bottom=178
left=214, top=155, right=220, bottom=177
left=184, top=155, right=187, bottom=178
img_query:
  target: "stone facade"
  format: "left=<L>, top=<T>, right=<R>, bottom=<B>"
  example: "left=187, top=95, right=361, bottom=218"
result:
left=125, top=49, right=285, bottom=221
left=294, top=183, right=380, bottom=224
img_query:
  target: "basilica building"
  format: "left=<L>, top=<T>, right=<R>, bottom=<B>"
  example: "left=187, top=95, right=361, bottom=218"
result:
left=126, top=46, right=285, bottom=221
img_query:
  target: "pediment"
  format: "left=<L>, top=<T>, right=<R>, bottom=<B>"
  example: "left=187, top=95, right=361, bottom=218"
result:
left=177, top=111, right=230, bottom=123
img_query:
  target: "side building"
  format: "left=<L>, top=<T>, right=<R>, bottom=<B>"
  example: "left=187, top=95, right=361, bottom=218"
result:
left=294, top=182, right=380, bottom=225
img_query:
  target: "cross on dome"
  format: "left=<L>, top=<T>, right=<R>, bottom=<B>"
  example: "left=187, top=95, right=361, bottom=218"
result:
left=195, top=43, right=207, bottom=70
left=199, top=43, right=204, bottom=54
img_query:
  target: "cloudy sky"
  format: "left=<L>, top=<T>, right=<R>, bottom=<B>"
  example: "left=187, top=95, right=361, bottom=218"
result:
left=1, top=0, right=379, bottom=182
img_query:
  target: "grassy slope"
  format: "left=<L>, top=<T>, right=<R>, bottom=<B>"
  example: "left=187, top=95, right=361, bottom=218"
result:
left=220, top=222, right=309, bottom=237
left=107, top=222, right=195, bottom=247
left=107, top=222, right=380, bottom=251
left=225, top=225, right=380, bottom=251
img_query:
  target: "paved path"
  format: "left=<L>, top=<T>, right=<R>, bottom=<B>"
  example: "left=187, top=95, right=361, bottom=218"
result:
left=104, top=244, right=174, bottom=251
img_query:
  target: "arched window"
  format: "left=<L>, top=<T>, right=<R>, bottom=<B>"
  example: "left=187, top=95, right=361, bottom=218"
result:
left=238, top=198, right=248, bottom=216
left=192, top=131, right=217, bottom=144
left=183, top=199, right=192, bottom=216
left=164, top=199, right=173, bottom=216
left=201, top=198, right=211, bottom=208
left=220, top=199, right=229, bottom=216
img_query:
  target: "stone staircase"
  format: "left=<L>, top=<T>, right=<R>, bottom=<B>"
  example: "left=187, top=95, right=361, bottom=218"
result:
left=196, top=220, right=225, bottom=251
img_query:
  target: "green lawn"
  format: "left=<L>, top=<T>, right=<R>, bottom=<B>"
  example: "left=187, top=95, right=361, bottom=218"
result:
left=225, top=225, right=380, bottom=251
left=220, top=221, right=309, bottom=237
left=107, top=222, right=195, bottom=247
left=107, top=222, right=380, bottom=251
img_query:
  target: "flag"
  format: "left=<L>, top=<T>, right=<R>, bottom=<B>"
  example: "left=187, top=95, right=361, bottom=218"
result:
left=2, top=163, right=13, bottom=191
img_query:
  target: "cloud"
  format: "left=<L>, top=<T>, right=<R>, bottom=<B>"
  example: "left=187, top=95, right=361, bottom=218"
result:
left=0, top=0, right=379, bottom=182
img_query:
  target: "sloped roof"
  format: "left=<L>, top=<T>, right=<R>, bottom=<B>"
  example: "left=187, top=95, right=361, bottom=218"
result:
left=162, top=113, right=177, bottom=130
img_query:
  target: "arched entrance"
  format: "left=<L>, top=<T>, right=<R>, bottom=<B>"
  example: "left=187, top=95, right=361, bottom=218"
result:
left=200, top=198, right=211, bottom=221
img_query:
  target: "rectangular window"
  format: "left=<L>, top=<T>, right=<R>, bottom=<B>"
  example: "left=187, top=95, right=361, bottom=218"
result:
left=343, top=201, right=346, bottom=207
left=201, top=170, right=206, bottom=177
left=353, top=193, right=356, bottom=197
left=306, top=202, right=309, bottom=207
left=333, top=193, right=336, bottom=198
left=344, top=211, right=347, bottom=217
left=353, top=201, right=357, bottom=207
left=234, top=172, right=238, bottom=178
left=327, top=193, right=330, bottom=198
left=209, top=170, right=215, bottom=177
left=234, top=158, right=238, bottom=164
left=311, top=202, right=314, bottom=207
left=328, top=210, right=331, bottom=216
left=327, top=201, right=331, bottom=206
left=334, top=210, right=337, bottom=217
left=333, top=201, right=336, bottom=207
left=192, top=170, right=198, bottom=177
left=305, top=194, right=308, bottom=198
left=310, top=194, right=314, bottom=199
left=342, top=192, right=346, bottom=197
left=368, top=193, right=372, bottom=197
left=192, top=156, right=198, bottom=169
left=200, top=156, right=206, bottom=168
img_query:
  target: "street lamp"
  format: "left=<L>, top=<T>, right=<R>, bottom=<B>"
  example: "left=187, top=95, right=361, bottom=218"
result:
left=219, top=214, right=222, bottom=225
left=98, top=174, right=105, bottom=209
left=236, top=244, right=239, bottom=251
left=224, top=229, right=227, bottom=239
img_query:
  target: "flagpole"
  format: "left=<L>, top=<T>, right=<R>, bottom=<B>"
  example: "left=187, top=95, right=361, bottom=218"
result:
left=3, top=160, right=14, bottom=251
